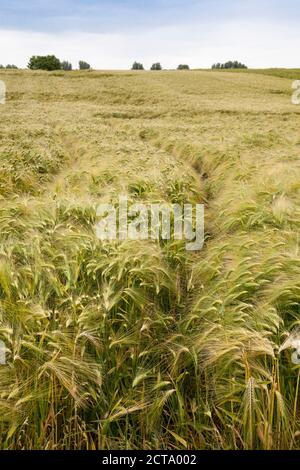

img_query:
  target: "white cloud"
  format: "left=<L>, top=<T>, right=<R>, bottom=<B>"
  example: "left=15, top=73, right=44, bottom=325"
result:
left=0, top=19, right=299, bottom=69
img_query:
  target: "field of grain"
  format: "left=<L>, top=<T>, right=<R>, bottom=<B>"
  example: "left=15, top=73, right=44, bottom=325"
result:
left=0, top=69, right=300, bottom=450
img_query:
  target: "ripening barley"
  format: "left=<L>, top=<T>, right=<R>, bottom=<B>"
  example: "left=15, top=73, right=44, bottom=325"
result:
left=0, top=68, right=299, bottom=449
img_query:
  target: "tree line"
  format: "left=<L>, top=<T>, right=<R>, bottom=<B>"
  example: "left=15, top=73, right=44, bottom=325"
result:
left=27, top=55, right=91, bottom=71
left=212, top=61, right=247, bottom=69
left=0, top=64, right=18, bottom=69
left=25, top=57, right=192, bottom=71
left=0, top=55, right=248, bottom=71
left=132, top=62, right=190, bottom=70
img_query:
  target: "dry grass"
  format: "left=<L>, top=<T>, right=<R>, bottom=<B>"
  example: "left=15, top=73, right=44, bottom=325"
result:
left=0, top=69, right=300, bottom=449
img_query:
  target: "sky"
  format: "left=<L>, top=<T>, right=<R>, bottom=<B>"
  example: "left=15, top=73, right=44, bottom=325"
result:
left=0, top=0, right=299, bottom=69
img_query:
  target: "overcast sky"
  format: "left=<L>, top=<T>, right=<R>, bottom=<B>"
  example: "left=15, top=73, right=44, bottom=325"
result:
left=0, top=0, right=299, bottom=69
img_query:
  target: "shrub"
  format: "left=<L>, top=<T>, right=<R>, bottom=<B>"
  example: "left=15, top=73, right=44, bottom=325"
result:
left=28, top=55, right=61, bottom=71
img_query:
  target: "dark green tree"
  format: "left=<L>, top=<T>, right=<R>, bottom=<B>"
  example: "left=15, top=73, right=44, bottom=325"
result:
left=61, top=61, right=72, bottom=71
left=28, top=55, right=61, bottom=71
left=150, top=63, right=162, bottom=70
left=177, top=64, right=190, bottom=70
left=212, top=60, right=247, bottom=70
left=132, top=61, right=144, bottom=70
left=79, top=61, right=91, bottom=70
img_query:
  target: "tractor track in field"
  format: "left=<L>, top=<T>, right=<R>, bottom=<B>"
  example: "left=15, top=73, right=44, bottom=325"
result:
left=44, top=128, right=94, bottom=196
left=138, top=129, right=211, bottom=208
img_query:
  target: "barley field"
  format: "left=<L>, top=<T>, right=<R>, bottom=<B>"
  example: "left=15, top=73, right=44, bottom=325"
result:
left=0, top=68, right=300, bottom=450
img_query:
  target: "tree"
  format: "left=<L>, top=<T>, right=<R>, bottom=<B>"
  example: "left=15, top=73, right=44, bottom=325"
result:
left=6, top=64, right=18, bottom=69
left=28, top=55, right=61, bottom=71
left=61, top=61, right=72, bottom=71
left=150, top=63, right=162, bottom=70
left=177, top=64, right=190, bottom=70
left=212, top=60, right=247, bottom=70
left=132, top=61, right=144, bottom=70
left=79, top=61, right=91, bottom=70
